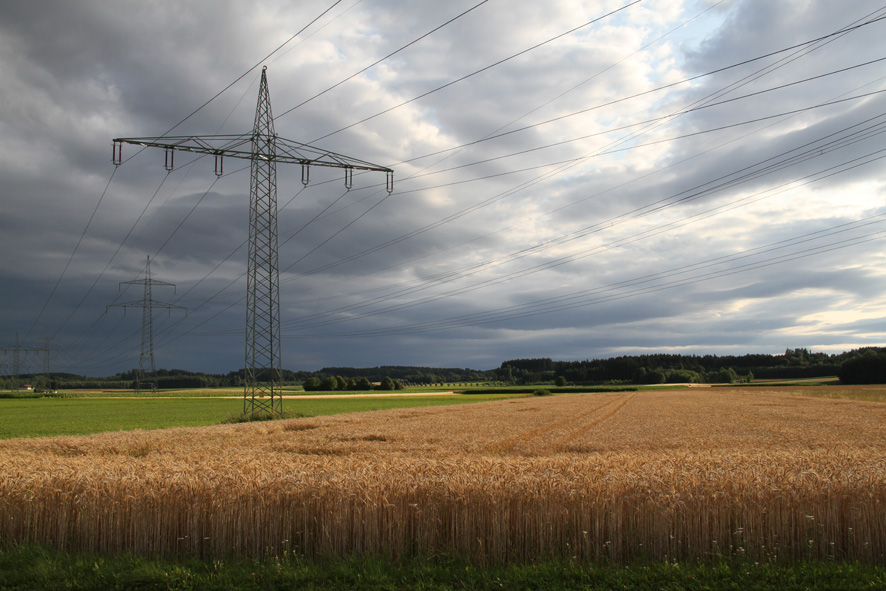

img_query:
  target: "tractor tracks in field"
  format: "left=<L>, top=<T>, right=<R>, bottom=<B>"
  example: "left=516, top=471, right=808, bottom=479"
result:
left=552, top=392, right=635, bottom=452
left=489, top=392, right=636, bottom=455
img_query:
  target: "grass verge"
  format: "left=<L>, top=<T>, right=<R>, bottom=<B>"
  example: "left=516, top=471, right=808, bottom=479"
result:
left=1, top=544, right=885, bottom=591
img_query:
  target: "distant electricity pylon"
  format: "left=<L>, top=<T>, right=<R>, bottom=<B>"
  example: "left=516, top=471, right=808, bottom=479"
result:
left=112, top=67, right=393, bottom=416
left=0, top=333, right=22, bottom=390
left=109, top=256, right=186, bottom=393
left=0, top=332, right=51, bottom=391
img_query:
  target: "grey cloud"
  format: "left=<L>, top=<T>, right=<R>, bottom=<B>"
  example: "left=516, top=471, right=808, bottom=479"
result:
left=1, top=0, right=883, bottom=375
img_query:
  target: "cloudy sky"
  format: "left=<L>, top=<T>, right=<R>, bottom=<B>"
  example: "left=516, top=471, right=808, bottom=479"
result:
left=2, top=0, right=884, bottom=376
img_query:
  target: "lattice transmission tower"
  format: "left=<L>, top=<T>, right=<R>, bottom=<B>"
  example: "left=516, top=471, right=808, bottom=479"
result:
left=113, top=67, right=393, bottom=415
left=0, top=333, right=21, bottom=391
left=1, top=332, right=51, bottom=391
left=109, top=256, right=186, bottom=393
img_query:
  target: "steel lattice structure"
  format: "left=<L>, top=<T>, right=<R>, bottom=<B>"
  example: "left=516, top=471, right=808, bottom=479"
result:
left=113, top=67, right=393, bottom=415
left=1, top=332, right=51, bottom=391
left=109, top=256, right=186, bottom=393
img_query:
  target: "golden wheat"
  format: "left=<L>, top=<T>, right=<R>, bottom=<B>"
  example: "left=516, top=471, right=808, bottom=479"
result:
left=1, top=388, right=885, bottom=562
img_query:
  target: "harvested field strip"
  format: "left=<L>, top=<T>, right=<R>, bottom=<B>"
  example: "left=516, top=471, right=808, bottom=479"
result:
left=1, top=389, right=885, bottom=563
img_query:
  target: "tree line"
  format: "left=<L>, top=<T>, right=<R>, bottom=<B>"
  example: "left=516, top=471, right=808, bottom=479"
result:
left=2, top=347, right=882, bottom=390
left=494, top=347, right=882, bottom=385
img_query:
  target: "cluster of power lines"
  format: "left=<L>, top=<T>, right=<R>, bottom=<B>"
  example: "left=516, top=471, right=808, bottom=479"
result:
left=23, top=0, right=886, bottom=375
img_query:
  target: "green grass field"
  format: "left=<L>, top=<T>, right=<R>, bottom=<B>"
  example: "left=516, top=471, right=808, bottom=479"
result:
left=0, top=394, right=517, bottom=439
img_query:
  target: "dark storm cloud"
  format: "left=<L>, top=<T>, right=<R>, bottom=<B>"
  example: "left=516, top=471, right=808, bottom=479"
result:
left=1, top=0, right=883, bottom=375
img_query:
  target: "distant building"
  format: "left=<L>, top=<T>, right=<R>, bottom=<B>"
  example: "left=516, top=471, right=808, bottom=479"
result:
left=19, top=384, right=33, bottom=391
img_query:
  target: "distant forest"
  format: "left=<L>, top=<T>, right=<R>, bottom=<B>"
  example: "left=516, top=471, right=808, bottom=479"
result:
left=5, top=347, right=884, bottom=390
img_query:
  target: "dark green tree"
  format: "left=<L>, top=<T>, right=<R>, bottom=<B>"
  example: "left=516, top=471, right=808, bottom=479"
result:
left=319, top=376, right=339, bottom=391
left=839, top=349, right=886, bottom=384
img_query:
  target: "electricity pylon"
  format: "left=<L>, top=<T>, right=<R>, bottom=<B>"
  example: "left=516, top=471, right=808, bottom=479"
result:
left=113, top=67, right=393, bottom=416
left=0, top=333, right=22, bottom=391
left=109, top=256, right=186, bottom=393
left=12, top=332, right=19, bottom=390
left=0, top=332, right=49, bottom=391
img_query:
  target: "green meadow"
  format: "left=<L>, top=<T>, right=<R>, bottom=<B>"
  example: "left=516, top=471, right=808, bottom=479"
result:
left=0, top=393, right=516, bottom=440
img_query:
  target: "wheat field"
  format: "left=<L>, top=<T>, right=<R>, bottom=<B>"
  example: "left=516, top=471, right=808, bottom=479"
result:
left=2, top=387, right=885, bottom=562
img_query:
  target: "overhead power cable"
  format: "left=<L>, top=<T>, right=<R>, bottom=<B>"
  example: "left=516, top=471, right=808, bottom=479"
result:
left=24, top=168, right=117, bottom=343
left=153, top=112, right=885, bottom=348
left=396, top=14, right=886, bottom=167
left=281, top=83, right=885, bottom=284
left=47, top=4, right=347, bottom=368
left=265, top=15, right=886, bottom=199
left=132, top=0, right=343, bottom=150
left=49, top=173, right=174, bottom=344
left=279, top=144, right=886, bottom=332
left=274, top=105, right=886, bottom=320
left=395, top=83, right=886, bottom=185
left=73, top=5, right=884, bottom=366
left=139, top=78, right=886, bottom=358
left=286, top=218, right=886, bottom=339
left=153, top=82, right=876, bottom=352
left=273, top=9, right=885, bottom=287
left=246, top=8, right=883, bottom=272
left=308, top=0, right=646, bottom=142
left=126, top=5, right=878, bottom=320
left=274, top=0, right=492, bottom=120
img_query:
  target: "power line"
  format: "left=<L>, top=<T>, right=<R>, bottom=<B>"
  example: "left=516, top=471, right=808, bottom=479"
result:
left=56, top=4, right=886, bottom=370
left=280, top=87, right=884, bottom=285
left=24, top=167, right=117, bottom=343
left=274, top=12, right=885, bottom=285
left=46, top=4, right=346, bottom=366
left=274, top=0, right=493, bottom=120
left=395, top=15, right=886, bottom=168
left=119, top=0, right=344, bottom=166
left=129, top=10, right=886, bottom=323
left=130, top=88, right=886, bottom=360
left=391, top=85, right=886, bottom=186
left=308, top=0, right=647, bottom=142
left=156, top=114, right=885, bottom=345
left=280, top=148, right=886, bottom=334
left=147, top=84, right=879, bottom=356
left=286, top=219, right=886, bottom=338
left=275, top=113, right=886, bottom=331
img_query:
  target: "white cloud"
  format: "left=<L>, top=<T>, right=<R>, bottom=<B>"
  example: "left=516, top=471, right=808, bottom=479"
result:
left=1, top=0, right=884, bottom=375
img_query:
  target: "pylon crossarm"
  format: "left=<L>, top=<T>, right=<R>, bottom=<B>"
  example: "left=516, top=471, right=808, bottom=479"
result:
left=275, top=138, right=393, bottom=173
left=113, top=135, right=392, bottom=173
left=120, top=278, right=177, bottom=289
left=109, top=301, right=186, bottom=311
left=113, top=135, right=251, bottom=162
